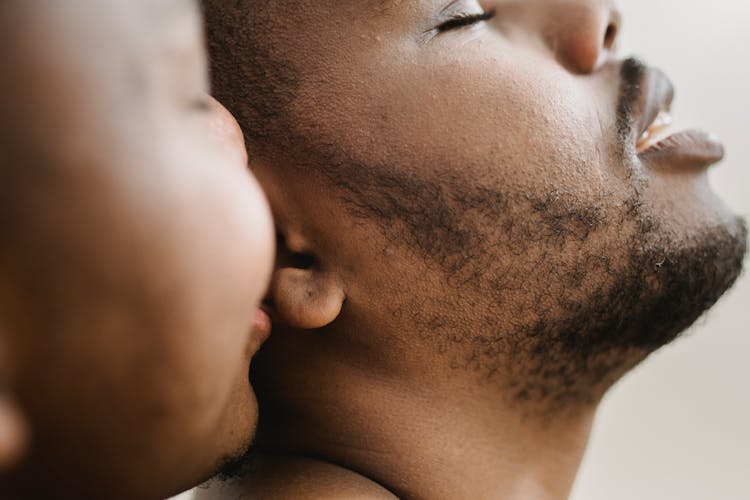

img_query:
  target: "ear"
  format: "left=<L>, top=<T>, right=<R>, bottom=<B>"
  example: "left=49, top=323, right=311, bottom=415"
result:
left=269, top=231, right=345, bottom=330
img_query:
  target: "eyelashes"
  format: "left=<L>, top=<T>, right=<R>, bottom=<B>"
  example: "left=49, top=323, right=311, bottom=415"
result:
left=437, top=9, right=496, bottom=33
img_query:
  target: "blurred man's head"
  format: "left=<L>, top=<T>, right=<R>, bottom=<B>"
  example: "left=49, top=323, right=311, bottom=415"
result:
left=0, top=0, right=273, bottom=497
left=206, top=0, right=745, bottom=413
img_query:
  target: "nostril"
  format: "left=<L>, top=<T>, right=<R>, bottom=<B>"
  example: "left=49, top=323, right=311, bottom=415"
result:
left=603, top=22, right=618, bottom=49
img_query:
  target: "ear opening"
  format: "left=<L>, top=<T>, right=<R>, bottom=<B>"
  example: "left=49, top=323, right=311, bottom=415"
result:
left=267, top=232, right=345, bottom=330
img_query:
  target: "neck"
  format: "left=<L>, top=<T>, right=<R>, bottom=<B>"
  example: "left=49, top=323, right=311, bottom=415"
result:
left=255, top=354, right=599, bottom=500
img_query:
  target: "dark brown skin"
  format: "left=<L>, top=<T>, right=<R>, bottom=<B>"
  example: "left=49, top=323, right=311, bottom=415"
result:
left=201, top=0, right=746, bottom=498
left=0, top=1, right=274, bottom=498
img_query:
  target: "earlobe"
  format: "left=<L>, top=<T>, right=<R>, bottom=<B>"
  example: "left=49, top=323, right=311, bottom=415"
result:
left=271, top=266, right=345, bottom=330
left=264, top=205, right=345, bottom=330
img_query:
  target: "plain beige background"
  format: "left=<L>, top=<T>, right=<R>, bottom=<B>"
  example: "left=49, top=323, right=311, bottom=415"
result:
left=176, top=2, right=749, bottom=499
left=571, top=1, right=750, bottom=499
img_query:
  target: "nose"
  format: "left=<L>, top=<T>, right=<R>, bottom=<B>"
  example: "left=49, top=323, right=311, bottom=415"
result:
left=544, top=0, right=621, bottom=74
left=205, top=95, right=249, bottom=168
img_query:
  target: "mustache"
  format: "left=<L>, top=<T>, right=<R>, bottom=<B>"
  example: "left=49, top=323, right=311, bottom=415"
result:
left=616, top=57, right=648, bottom=145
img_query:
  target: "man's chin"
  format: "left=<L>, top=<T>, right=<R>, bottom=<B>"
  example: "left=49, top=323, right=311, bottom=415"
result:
left=625, top=217, right=747, bottom=350
left=510, top=216, right=747, bottom=412
left=621, top=220, right=743, bottom=357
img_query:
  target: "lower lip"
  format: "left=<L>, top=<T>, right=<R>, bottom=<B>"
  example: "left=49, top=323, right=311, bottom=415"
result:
left=251, top=308, right=272, bottom=344
left=638, top=130, right=725, bottom=171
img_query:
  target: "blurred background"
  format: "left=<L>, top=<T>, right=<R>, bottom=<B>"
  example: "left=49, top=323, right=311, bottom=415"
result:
left=571, top=1, right=750, bottom=499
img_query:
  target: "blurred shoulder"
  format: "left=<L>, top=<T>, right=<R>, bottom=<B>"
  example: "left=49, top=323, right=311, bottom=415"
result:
left=195, top=454, right=398, bottom=500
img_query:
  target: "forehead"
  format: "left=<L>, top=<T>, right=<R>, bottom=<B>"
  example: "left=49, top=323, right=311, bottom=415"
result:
left=144, top=0, right=202, bottom=34
left=128, top=0, right=200, bottom=37
left=152, top=0, right=196, bottom=18
left=4, top=0, right=202, bottom=53
left=59, top=0, right=200, bottom=48
left=102, top=0, right=203, bottom=64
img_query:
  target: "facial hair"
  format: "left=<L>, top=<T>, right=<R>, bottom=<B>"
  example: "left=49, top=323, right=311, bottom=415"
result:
left=303, top=59, right=748, bottom=413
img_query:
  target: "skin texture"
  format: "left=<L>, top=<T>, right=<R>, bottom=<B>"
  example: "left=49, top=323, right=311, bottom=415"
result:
left=0, top=1, right=273, bottom=498
left=202, top=0, right=746, bottom=498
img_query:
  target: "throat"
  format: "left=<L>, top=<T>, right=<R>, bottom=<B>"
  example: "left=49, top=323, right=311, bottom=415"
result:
left=250, top=368, right=599, bottom=500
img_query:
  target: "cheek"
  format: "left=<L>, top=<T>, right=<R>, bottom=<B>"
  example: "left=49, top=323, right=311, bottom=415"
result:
left=294, top=41, right=605, bottom=191
left=124, top=328, right=247, bottom=434
left=424, top=52, right=605, bottom=189
left=144, top=329, right=256, bottom=464
left=180, top=332, right=247, bottom=396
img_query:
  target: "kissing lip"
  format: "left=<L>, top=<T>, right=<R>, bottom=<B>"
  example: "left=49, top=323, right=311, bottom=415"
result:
left=251, top=307, right=272, bottom=345
left=245, top=307, right=272, bottom=362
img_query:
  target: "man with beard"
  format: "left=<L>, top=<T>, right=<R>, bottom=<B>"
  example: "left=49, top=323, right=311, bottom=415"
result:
left=201, top=0, right=747, bottom=498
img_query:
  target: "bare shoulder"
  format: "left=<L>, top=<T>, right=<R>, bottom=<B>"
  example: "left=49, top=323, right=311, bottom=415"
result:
left=195, top=454, right=398, bottom=500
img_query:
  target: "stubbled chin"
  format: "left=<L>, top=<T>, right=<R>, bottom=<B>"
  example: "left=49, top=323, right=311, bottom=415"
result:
left=505, top=212, right=746, bottom=414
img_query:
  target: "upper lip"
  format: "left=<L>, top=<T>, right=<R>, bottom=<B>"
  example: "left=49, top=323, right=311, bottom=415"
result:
left=635, top=67, right=675, bottom=146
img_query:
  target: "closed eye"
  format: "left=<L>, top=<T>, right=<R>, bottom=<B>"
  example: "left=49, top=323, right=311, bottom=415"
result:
left=437, top=9, right=496, bottom=33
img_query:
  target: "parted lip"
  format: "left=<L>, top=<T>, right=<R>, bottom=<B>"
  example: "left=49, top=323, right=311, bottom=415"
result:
left=632, top=65, right=724, bottom=169
left=635, top=67, right=675, bottom=146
